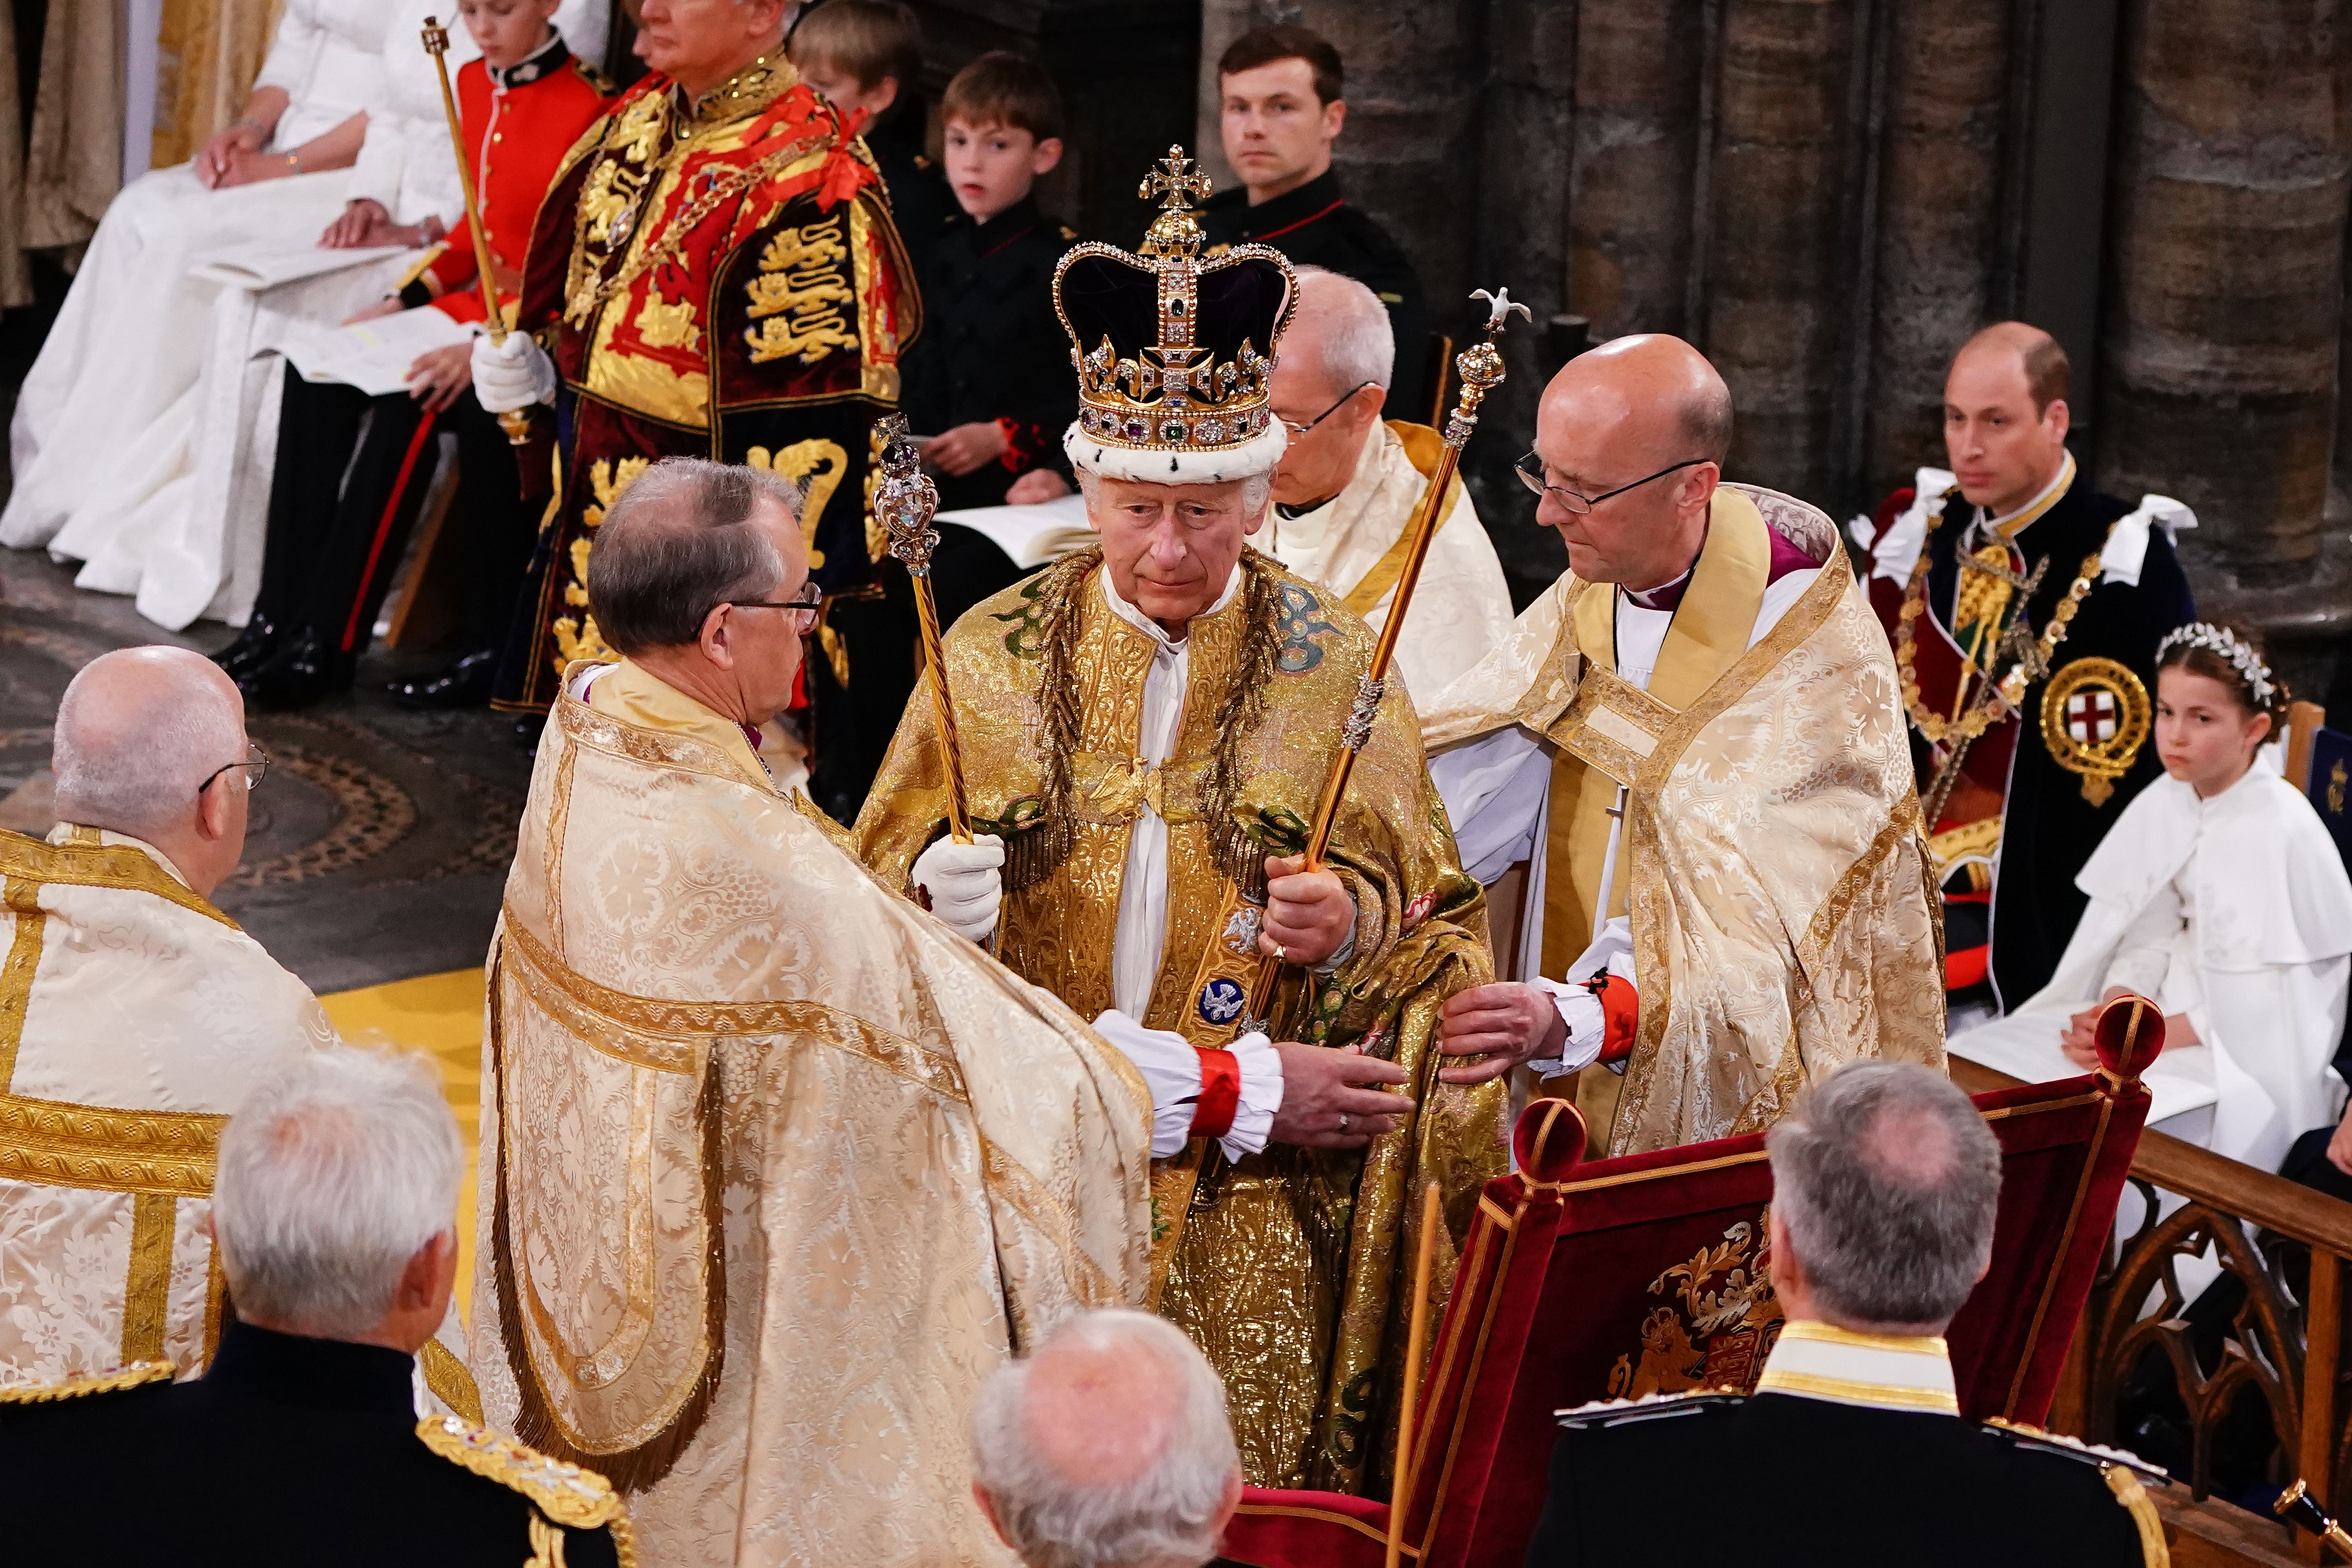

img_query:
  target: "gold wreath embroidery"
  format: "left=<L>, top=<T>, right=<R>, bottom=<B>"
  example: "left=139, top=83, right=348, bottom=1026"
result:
left=746, top=440, right=846, bottom=570
left=745, top=216, right=858, bottom=365
left=552, top=457, right=644, bottom=667
left=2038, top=656, right=2151, bottom=807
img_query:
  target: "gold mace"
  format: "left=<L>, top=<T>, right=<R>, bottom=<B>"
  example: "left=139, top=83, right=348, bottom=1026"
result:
left=1241, top=287, right=1528, bottom=1027
left=421, top=16, right=532, bottom=447
left=875, top=414, right=973, bottom=844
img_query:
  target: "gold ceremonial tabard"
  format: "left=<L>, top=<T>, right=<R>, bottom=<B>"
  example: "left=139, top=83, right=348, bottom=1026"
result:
left=854, top=548, right=1507, bottom=1492
left=475, top=660, right=1152, bottom=1568
left=1426, top=487, right=1945, bottom=1156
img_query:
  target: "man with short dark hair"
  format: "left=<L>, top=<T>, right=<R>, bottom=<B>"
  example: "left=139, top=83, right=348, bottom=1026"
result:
left=0, top=1047, right=635, bottom=1566
left=1862, top=321, right=2196, bottom=1017
left=1200, top=24, right=1429, bottom=414
left=1523, top=1062, right=2165, bottom=1568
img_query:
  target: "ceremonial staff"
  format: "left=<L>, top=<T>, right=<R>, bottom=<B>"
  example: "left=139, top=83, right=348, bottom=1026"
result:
left=421, top=16, right=532, bottom=447
left=1242, top=287, right=1527, bottom=1028
left=874, top=413, right=974, bottom=844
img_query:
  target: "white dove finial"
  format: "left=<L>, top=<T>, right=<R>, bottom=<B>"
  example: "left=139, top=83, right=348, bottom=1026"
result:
left=1471, top=287, right=1533, bottom=332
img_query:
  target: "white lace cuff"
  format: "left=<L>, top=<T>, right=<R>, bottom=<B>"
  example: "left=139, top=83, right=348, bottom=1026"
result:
left=1091, top=1010, right=1285, bottom=1161
left=1527, top=978, right=1604, bottom=1076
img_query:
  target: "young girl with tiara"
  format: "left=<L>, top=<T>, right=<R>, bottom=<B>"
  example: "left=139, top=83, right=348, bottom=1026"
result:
left=1951, top=622, right=2352, bottom=1170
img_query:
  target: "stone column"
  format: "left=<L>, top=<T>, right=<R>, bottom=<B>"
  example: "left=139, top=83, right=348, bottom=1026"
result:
left=1861, top=0, right=2014, bottom=506
left=1566, top=0, right=1709, bottom=339
left=1702, top=0, right=1864, bottom=505
left=2098, top=0, right=2352, bottom=633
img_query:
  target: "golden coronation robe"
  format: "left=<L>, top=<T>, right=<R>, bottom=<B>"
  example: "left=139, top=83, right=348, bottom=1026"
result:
left=0, top=824, right=333, bottom=1386
left=472, top=658, right=1151, bottom=1568
left=1423, top=486, right=1945, bottom=1157
left=854, top=546, right=1506, bottom=1493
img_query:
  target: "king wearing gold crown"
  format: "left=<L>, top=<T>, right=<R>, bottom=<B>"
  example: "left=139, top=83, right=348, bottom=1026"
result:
left=853, top=148, right=1506, bottom=1492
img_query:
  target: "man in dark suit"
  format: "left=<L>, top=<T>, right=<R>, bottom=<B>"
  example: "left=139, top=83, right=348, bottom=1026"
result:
left=1860, top=324, right=2195, bottom=1014
left=1199, top=24, right=1430, bottom=418
left=1525, top=1062, right=2166, bottom=1568
left=0, top=1048, right=633, bottom=1567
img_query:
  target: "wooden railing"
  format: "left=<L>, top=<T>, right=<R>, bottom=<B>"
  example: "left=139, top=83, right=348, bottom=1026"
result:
left=1953, top=1059, right=2352, bottom=1562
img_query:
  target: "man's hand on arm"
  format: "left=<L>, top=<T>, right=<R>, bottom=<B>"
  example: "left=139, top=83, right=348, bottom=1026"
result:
left=1267, top=1043, right=1410, bottom=1149
left=911, top=833, right=1004, bottom=944
left=1261, top=853, right=1355, bottom=970
left=1436, top=982, right=1567, bottom=1085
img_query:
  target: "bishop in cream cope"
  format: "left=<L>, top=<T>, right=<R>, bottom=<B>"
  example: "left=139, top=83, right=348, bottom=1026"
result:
left=1426, top=336, right=1943, bottom=1157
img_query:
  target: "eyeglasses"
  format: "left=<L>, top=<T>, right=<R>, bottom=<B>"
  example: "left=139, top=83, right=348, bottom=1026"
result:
left=727, top=584, right=824, bottom=632
left=1277, top=381, right=1377, bottom=437
left=201, top=740, right=271, bottom=797
left=1515, top=452, right=1710, bottom=515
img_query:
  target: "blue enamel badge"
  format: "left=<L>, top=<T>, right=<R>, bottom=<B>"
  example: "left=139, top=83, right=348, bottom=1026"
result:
left=1198, top=976, right=1245, bottom=1025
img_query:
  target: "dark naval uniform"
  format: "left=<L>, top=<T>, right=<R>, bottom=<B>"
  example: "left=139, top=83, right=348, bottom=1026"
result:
left=1524, top=1322, right=2165, bottom=1568
left=1864, top=455, right=2194, bottom=1011
left=0, top=1322, right=634, bottom=1566
left=1196, top=167, right=1430, bottom=418
left=864, top=105, right=957, bottom=287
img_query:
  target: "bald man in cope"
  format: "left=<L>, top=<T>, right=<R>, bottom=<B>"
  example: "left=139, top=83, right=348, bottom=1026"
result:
left=0, top=647, right=331, bottom=1387
left=1420, top=336, right=1944, bottom=1156
left=1862, top=323, right=2194, bottom=1016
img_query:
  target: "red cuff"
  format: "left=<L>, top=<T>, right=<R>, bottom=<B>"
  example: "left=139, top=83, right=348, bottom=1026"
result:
left=1190, top=1047, right=1241, bottom=1140
left=1593, top=976, right=1639, bottom=1062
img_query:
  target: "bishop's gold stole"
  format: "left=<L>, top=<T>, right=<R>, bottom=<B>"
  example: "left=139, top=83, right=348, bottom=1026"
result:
left=1539, top=492, right=1775, bottom=975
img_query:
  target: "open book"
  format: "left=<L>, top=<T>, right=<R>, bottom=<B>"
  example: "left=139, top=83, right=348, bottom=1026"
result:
left=936, top=490, right=1096, bottom=568
left=188, top=238, right=414, bottom=291
left=281, top=307, right=478, bottom=397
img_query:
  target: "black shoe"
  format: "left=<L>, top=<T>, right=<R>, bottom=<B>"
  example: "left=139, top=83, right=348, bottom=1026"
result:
left=240, top=627, right=355, bottom=711
left=211, top=613, right=283, bottom=681
left=386, top=648, right=499, bottom=710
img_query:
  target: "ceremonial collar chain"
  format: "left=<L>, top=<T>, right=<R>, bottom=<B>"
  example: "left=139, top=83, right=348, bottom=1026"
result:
left=1893, top=494, right=2107, bottom=745
left=2158, top=621, right=2275, bottom=704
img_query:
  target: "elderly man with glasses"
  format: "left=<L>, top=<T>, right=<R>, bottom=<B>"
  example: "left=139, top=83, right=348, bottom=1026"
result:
left=1256, top=267, right=1512, bottom=697
left=0, top=646, right=332, bottom=1388
left=1421, top=334, right=1943, bottom=1156
left=855, top=167, right=1502, bottom=1496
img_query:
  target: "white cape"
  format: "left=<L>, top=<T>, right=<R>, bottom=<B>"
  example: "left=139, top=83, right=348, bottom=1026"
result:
left=1952, top=757, right=2352, bottom=1171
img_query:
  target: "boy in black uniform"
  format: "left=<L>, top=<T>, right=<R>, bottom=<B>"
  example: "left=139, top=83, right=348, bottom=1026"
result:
left=789, top=0, right=956, bottom=283
left=1525, top=1062, right=2165, bottom=1568
left=0, top=1048, right=635, bottom=1566
left=1200, top=24, right=1430, bottom=417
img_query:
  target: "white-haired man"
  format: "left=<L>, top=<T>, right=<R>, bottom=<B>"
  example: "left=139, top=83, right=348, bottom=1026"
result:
left=973, top=1308, right=1241, bottom=1568
left=855, top=160, right=1504, bottom=1494
left=1261, top=266, right=1512, bottom=695
left=1528, top=1062, right=2163, bottom=1567
left=0, top=646, right=332, bottom=1387
left=0, top=1047, right=635, bottom=1565
left=477, top=456, right=1167, bottom=1568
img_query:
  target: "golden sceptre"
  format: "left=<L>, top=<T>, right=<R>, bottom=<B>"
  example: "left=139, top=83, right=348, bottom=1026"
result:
left=875, top=413, right=973, bottom=844
left=421, top=16, right=532, bottom=447
left=1243, top=287, right=1528, bottom=1026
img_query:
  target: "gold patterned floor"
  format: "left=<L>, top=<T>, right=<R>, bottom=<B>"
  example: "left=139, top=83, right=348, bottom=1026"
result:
left=319, top=969, right=486, bottom=1321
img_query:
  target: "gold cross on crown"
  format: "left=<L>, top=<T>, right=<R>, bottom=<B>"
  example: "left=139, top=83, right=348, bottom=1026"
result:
left=1140, top=146, right=1212, bottom=211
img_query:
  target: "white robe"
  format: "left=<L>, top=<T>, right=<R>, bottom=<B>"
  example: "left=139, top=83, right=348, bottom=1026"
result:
left=0, top=0, right=388, bottom=622
left=1259, top=419, right=1515, bottom=698
left=1951, top=756, right=2352, bottom=1171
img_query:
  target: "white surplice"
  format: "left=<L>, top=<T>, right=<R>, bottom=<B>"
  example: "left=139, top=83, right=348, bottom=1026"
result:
left=1260, top=420, right=1515, bottom=697
left=1951, top=754, right=2352, bottom=1171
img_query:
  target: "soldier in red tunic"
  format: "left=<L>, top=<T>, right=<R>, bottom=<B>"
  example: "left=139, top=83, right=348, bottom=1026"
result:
left=471, top=0, right=917, bottom=780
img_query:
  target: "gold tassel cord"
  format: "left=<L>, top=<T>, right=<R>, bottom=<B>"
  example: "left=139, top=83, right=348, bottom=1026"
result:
left=421, top=16, right=532, bottom=447
left=1244, top=289, right=1528, bottom=1026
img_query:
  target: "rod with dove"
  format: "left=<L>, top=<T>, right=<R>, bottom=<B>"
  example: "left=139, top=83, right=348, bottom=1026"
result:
left=421, top=16, right=532, bottom=446
left=1243, top=287, right=1528, bottom=1027
left=874, top=413, right=974, bottom=845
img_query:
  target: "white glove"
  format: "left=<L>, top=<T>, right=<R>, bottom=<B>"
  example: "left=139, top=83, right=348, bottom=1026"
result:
left=470, top=331, right=556, bottom=414
left=912, top=833, right=1004, bottom=943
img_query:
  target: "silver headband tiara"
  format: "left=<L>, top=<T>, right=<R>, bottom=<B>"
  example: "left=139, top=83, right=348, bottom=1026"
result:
left=2156, top=621, right=2276, bottom=705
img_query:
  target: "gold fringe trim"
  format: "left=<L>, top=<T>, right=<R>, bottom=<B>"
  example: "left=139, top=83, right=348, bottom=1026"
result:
left=0, top=1358, right=173, bottom=1403
left=0, top=1093, right=226, bottom=1195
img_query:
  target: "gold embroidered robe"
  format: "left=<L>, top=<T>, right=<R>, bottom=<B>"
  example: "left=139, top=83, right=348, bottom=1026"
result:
left=1424, top=486, right=1946, bottom=1157
left=853, top=548, right=1506, bottom=1493
left=0, top=824, right=333, bottom=1386
left=472, top=659, right=1151, bottom=1568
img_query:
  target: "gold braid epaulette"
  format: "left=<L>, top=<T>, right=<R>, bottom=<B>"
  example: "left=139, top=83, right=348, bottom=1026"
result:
left=0, top=1359, right=173, bottom=1404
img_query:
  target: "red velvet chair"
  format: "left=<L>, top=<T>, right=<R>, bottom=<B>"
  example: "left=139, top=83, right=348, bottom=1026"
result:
left=1221, top=1013, right=2160, bottom=1568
